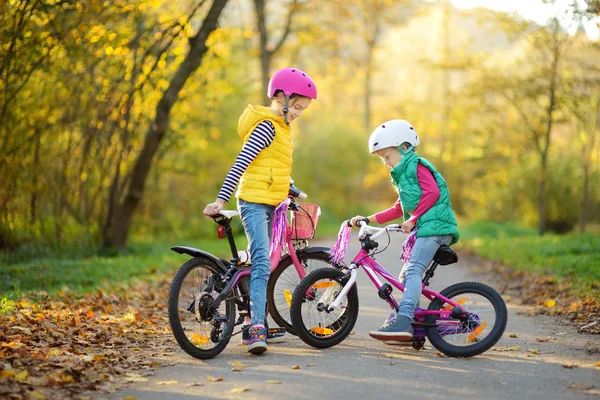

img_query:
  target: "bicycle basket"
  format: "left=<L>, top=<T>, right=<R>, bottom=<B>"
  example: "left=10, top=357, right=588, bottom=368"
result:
left=291, top=203, right=321, bottom=240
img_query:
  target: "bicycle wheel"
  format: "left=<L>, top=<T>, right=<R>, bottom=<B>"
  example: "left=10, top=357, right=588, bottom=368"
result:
left=290, top=268, right=359, bottom=348
left=267, top=250, right=333, bottom=335
left=425, top=281, right=507, bottom=358
left=168, top=257, right=236, bottom=360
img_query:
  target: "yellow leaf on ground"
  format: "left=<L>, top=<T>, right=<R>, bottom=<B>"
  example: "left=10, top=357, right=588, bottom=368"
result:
left=15, top=370, right=28, bottom=382
left=207, top=375, right=224, bottom=382
left=509, top=346, right=521, bottom=351
left=545, top=299, right=556, bottom=308
left=231, top=387, right=251, bottom=393
left=157, top=381, right=178, bottom=385
left=230, top=361, right=249, bottom=371
left=291, top=365, right=300, bottom=369
left=266, top=380, right=281, bottom=384
left=509, top=333, right=518, bottom=338
left=1, top=369, right=15, bottom=379
left=29, top=391, right=46, bottom=399
left=528, top=349, right=540, bottom=354
left=596, top=361, right=600, bottom=367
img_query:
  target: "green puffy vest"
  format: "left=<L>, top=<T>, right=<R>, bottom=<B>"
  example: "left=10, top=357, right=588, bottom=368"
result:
left=390, top=150, right=459, bottom=245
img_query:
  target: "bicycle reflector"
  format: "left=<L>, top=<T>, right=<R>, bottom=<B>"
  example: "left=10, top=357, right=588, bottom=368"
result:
left=217, top=225, right=226, bottom=239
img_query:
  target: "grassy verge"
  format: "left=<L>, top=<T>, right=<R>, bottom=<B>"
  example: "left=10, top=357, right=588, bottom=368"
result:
left=460, top=221, right=600, bottom=300
left=1, top=235, right=247, bottom=298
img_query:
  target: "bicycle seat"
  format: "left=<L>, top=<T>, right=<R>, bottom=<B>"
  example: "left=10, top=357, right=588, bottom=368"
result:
left=218, top=210, right=239, bottom=219
left=434, top=245, right=458, bottom=265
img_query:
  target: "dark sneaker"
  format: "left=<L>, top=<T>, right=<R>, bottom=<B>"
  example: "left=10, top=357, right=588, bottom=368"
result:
left=267, top=327, right=286, bottom=343
left=368, top=315, right=414, bottom=341
left=247, top=324, right=268, bottom=354
left=241, top=324, right=250, bottom=345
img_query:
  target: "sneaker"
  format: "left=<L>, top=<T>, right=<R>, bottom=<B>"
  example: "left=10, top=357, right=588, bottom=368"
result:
left=267, top=327, right=286, bottom=343
left=241, top=324, right=251, bottom=345
left=368, top=315, right=414, bottom=341
left=247, top=324, right=268, bottom=354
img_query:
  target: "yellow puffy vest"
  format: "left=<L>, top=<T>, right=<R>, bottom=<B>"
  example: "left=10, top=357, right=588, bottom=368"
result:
left=235, top=104, right=292, bottom=206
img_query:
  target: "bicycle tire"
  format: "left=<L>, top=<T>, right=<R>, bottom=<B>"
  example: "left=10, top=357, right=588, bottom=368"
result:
left=425, top=281, right=507, bottom=358
left=290, top=268, right=359, bottom=349
left=267, top=250, right=333, bottom=335
left=168, top=256, right=236, bottom=360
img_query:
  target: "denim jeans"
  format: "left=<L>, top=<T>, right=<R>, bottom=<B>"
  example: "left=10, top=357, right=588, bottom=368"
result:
left=238, top=199, right=274, bottom=326
left=398, top=234, right=453, bottom=319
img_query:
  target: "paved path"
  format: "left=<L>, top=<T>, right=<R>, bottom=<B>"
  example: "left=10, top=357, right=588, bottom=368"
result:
left=97, top=233, right=599, bottom=400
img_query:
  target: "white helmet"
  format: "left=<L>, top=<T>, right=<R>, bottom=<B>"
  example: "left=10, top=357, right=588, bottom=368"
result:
left=368, top=119, right=420, bottom=154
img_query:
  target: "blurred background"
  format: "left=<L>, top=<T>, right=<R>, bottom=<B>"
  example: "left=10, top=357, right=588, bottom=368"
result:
left=2, top=0, right=599, bottom=255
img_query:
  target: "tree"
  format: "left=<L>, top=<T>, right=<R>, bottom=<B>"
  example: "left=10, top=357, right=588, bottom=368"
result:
left=104, top=0, right=229, bottom=249
left=253, top=0, right=299, bottom=104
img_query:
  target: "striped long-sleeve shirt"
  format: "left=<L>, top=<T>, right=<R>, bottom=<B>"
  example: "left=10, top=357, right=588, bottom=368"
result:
left=217, top=121, right=276, bottom=203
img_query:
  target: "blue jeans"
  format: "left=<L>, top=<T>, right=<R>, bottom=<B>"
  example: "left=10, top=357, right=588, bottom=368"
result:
left=398, top=234, right=453, bottom=319
left=238, top=199, right=274, bottom=326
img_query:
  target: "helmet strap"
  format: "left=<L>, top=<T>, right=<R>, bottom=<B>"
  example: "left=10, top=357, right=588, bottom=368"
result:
left=282, top=96, right=290, bottom=125
left=399, top=145, right=415, bottom=157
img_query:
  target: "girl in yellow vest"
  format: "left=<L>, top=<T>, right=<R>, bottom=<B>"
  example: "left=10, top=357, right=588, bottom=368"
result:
left=203, top=68, right=317, bottom=354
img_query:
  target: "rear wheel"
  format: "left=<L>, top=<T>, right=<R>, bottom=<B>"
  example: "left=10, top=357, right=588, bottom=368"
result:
left=425, top=281, right=507, bottom=358
left=168, top=257, right=236, bottom=360
left=290, top=268, right=359, bottom=348
left=267, top=250, right=333, bottom=335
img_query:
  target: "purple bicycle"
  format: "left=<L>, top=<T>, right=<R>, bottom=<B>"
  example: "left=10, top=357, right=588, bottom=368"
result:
left=290, top=221, right=508, bottom=358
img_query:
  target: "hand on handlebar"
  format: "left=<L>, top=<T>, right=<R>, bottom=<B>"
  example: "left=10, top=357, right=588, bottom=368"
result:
left=401, top=219, right=416, bottom=234
left=349, top=216, right=370, bottom=227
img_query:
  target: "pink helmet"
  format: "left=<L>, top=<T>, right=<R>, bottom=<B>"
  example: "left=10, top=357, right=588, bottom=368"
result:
left=267, top=68, right=317, bottom=99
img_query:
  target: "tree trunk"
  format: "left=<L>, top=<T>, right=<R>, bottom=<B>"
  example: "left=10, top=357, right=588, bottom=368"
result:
left=104, top=0, right=229, bottom=249
left=538, top=152, right=547, bottom=235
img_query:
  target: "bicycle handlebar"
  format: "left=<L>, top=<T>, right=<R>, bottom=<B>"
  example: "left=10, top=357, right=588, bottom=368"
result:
left=356, top=220, right=404, bottom=240
left=289, top=184, right=307, bottom=200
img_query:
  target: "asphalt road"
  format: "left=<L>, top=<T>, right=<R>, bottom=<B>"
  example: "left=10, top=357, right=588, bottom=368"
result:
left=96, top=232, right=599, bottom=400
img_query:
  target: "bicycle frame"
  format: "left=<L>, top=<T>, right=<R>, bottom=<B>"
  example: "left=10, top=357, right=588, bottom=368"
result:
left=211, top=196, right=317, bottom=309
left=324, top=227, right=467, bottom=322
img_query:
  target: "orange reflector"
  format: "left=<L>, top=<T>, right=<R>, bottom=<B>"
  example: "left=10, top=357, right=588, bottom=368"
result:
left=312, top=281, right=336, bottom=289
left=467, top=322, right=487, bottom=342
left=284, top=289, right=292, bottom=307
left=443, top=297, right=467, bottom=311
left=191, top=333, right=209, bottom=345
left=310, top=327, right=334, bottom=335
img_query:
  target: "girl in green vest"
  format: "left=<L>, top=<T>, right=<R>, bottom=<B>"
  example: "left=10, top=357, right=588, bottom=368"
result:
left=350, top=119, right=459, bottom=342
left=203, top=68, right=317, bottom=354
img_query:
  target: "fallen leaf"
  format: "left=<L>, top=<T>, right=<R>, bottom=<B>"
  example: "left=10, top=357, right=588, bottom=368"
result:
left=157, top=380, right=178, bottom=385
left=266, top=380, right=281, bottom=384
left=29, top=391, right=46, bottom=399
left=545, top=299, right=556, bottom=308
left=230, top=361, right=249, bottom=372
left=306, top=364, right=316, bottom=367
left=291, top=365, right=300, bottom=369
left=126, top=377, right=149, bottom=382
left=207, top=375, right=224, bottom=382
left=231, top=387, right=251, bottom=393
left=14, top=370, right=28, bottom=382
left=536, top=337, right=551, bottom=342
left=188, top=382, right=204, bottom=387
left=509, top=333, right=518, bottom=338
left=596, top=362, right=600, bottom=367
left=528, top=349, right=540, bottom=354
left=436, top=352, right=446, bottom=357
left=349, top=331, right=356, bottom=335
left=562, top=364, right=577, bottom=369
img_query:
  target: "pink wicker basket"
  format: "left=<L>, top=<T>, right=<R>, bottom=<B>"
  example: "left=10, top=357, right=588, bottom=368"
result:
left=291, top=203, right=321, bottom=240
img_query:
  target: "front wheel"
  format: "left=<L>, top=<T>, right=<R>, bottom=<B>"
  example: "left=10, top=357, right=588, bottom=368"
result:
left=168, top=257, right=236, bottom=360
left=290, top=268, right=359, bottom=349
left=267, top=250, right=334, bottom=335
left=425, top=281, right=507, bottom=358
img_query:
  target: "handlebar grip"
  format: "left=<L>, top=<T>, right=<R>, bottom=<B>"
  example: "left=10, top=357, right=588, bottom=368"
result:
left=298, top=191, right=308, bottom=200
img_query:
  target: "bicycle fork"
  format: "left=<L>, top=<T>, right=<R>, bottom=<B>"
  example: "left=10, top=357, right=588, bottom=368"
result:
left=319, top=268, right=358, bottom=312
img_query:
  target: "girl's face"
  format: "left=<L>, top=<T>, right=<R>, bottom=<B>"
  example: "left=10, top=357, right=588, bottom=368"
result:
left=374, top=147, right=402, bottom=169
left=274, top=94, right=312, bottom=123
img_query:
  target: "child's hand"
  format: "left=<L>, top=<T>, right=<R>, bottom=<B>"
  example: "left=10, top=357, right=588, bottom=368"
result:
left=350, top=216, right=369, bottom=227
left=401, top=219, right=415, bottom=233
left=203, top=200, right=225, bottom=217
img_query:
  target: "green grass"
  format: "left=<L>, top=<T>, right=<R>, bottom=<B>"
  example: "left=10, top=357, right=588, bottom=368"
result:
left=460, top=221, right=600, bottom=298
left=1, top=235, right=247, bottom=298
